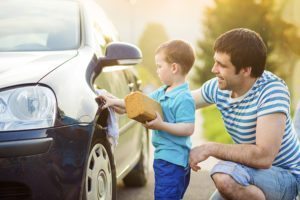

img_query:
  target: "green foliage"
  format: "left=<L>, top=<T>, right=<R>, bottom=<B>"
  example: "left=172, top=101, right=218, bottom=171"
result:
left=192, top=0, right=300, bottom=87
left=202, top=105, right=233, bottom=144
left=137, top=23, right=169, bottom=88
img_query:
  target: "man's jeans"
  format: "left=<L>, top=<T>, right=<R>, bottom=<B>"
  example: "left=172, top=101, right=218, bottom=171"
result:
left=209, top=161, right=299, bottom=200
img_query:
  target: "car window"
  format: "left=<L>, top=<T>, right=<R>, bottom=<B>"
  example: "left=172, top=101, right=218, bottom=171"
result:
left=123, top=68, right=141, bottom=92
left=94, top=68, right=132, bottom=127
left=0, top=0, right=80, bottom=51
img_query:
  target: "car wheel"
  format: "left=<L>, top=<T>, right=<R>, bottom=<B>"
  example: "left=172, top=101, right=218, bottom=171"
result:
left=83, top=137, right=116, bottom=200
left=123, top=131, right=149, bottom=187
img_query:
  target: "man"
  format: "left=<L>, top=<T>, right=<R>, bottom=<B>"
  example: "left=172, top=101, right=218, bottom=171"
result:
left=294, top=102, right=300, bottom=137
left=190, top=28, right=300, bottom=200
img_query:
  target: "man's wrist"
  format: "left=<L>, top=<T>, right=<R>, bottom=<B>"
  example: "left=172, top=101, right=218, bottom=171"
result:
left=203, top=142, right=216, bottom=157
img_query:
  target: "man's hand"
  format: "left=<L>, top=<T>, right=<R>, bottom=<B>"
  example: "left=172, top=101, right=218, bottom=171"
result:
left=189, top=144, right=210, bottom=172
left=143, top=112, right=164, bottom=130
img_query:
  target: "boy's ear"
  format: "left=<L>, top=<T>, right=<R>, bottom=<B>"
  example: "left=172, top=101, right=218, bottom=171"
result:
left=171, top=63, right=180, bottom=74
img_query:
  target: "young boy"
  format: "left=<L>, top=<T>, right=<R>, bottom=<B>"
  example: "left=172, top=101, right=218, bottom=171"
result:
left=98, top=40, right=196, bottom=200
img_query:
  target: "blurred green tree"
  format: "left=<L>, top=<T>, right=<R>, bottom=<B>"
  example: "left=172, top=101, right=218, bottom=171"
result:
left=137, top=23, right=169, bottom=90
left=279, top=0, right=300, bottom=108
left=192, top=0, right=300, bottom=87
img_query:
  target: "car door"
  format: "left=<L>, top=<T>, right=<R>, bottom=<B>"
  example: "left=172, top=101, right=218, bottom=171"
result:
left=94, top=68, right=143, bottom=176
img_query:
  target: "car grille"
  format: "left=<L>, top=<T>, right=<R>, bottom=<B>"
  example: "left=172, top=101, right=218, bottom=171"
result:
left=0, top=182, right=31, bottom=200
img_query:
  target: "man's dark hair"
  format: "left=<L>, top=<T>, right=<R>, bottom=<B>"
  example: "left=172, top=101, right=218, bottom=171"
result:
left=214, top=28, right=267, bottom=77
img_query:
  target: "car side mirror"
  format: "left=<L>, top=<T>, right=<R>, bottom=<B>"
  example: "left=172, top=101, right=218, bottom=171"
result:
left=99, top=42, right=142, bottom=67
left=89, top=42, right=143, bottom=88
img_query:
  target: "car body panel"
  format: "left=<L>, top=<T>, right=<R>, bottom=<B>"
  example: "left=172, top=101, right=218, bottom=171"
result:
left=0, top=51, right=77, bottom=89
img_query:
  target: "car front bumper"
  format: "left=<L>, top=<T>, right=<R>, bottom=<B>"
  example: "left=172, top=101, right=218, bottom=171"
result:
left=0, top=124, right=95, bottom=200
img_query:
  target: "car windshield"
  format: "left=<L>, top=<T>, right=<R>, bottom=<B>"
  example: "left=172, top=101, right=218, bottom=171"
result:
left=0, top=0, right=80, bottom=51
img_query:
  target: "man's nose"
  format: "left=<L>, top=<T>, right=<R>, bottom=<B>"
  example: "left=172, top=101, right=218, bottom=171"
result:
left=211, top=64, right=218, bottom=74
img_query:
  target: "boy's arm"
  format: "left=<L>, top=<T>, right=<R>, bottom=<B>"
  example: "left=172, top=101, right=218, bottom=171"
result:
left=111, top=103, right=126, bottom=114
left=96, top=93, right=126, bottom=114
left=144, top=112, right=194, bottom=136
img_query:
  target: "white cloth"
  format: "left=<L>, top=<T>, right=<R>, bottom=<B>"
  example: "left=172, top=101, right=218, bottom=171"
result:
left=95, top=89, right=119, bottom=147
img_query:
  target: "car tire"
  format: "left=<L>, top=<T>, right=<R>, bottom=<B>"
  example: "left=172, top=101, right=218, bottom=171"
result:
left=83, top=137, right=116, bottom=200
left=123, top=131, right=149, bottom=187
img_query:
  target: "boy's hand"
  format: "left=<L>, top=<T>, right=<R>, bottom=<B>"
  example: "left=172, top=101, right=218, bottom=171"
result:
left=96, top=94, right=116, bottom=109
left=144, top=112, right=164, bottom=130
left=95, top=92, right=126, bottom=114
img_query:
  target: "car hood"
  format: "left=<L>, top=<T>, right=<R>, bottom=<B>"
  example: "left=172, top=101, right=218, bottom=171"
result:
left=0, top=51, right=78, bottom=89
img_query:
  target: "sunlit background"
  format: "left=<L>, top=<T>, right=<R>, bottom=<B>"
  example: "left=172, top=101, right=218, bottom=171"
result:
left=97, top=0, right=300, bottom=143
left=97, top=0, right=212, bottom=87
left=98, top=0, right=212, bottom=44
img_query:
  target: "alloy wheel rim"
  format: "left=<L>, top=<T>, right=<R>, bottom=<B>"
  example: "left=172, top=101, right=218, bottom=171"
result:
left=85, top=143, right=112, bottom=200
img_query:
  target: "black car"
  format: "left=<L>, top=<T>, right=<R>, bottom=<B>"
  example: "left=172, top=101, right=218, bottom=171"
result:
left=0, top=0, right=149, bottom=199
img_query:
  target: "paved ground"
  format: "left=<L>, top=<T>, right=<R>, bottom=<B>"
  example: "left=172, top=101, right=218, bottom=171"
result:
left=117, top=111, right=219, bottom=200
left=117, top=170, right=216, bottom=200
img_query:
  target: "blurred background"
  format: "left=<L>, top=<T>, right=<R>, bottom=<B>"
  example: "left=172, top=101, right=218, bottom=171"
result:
left=97, top=0, right=300, bottom=144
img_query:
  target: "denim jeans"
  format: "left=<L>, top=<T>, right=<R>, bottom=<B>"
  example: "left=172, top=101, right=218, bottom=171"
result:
left=210, top=161, right=299, bottom=200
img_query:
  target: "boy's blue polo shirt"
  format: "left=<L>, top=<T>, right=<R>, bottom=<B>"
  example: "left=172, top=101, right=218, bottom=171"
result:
left=149, top=83, right=195, bottom=167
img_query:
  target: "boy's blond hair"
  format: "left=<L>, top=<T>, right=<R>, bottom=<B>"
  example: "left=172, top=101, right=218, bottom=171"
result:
left=155, top=40, right=195, bottom=75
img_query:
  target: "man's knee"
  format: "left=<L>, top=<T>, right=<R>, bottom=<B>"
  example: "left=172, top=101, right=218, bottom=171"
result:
left=212, top=173, right=236, bottom=194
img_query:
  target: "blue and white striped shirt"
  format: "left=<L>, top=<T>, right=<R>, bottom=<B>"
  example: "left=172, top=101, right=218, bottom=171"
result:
left=201, top=71, right=300, bottom=177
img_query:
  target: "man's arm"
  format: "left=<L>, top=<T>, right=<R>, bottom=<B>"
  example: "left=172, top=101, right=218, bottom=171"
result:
left=191, top=88, right=210, bottom=109
left=144, top=112, right=194, bottom=136
left=294, top=102, right=300, bottom=135
left=189, top=113, right=285, bottom=171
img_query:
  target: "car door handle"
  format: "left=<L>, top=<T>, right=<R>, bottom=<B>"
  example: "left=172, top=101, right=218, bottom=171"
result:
left=137, top=80, right=142, bottom=89
left=128, top=83, right=134, bottom=91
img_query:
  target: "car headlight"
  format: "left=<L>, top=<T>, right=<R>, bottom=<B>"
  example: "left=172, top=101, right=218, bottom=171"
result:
left=0, top=85, right=56, bottom=131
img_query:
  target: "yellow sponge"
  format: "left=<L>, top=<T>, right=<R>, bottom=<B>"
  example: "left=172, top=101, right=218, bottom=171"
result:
left=125, top=91, right=163, bottom=123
